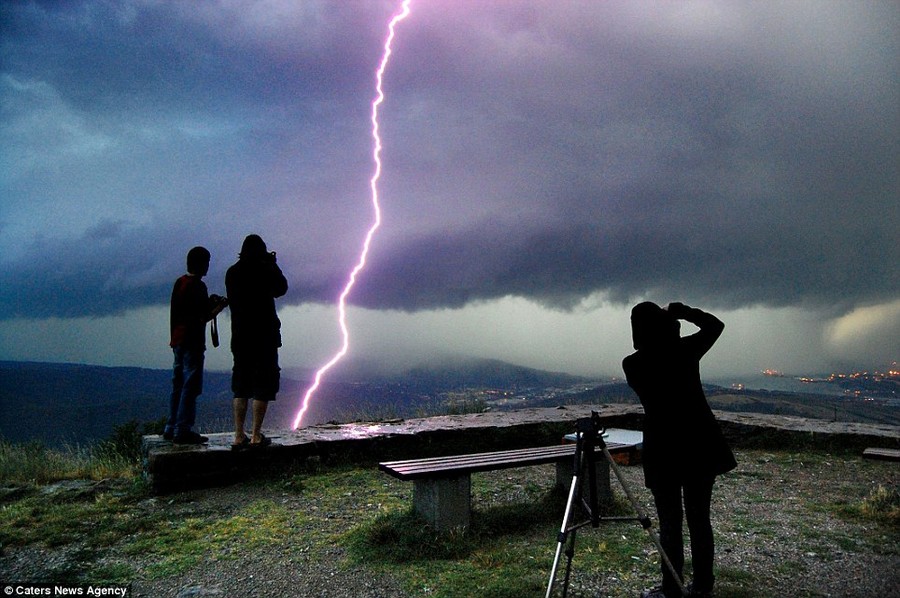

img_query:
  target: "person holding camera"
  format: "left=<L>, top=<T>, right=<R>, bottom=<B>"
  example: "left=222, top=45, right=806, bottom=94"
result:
left=166, top=246, right=228, bottom=444
left=226, top=234, right=289, bottom=450
left=623, top=302, right=736, bottom=598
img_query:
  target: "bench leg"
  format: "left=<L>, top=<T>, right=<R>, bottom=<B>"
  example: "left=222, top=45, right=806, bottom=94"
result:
left=555, top=457, right=611, bottom=510
left=413, top=475, right=471, bottom=531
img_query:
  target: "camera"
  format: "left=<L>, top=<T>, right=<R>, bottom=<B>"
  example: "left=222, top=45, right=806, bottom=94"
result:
left=210, top=294, right=229, bottom=313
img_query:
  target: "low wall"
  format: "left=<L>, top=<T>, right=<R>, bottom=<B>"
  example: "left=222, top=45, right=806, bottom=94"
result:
left=142, top=404, right=899, bottom=494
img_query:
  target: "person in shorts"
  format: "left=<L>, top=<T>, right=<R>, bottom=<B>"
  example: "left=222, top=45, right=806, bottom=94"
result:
left=226, top=234, right=288, bottom=449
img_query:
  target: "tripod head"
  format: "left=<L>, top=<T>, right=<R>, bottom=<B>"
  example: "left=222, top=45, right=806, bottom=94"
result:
left=574, top=411, right=605, bottom=442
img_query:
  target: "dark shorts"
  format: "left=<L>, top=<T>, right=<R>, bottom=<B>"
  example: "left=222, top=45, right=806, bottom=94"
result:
left=232, top=346, right=280, bottom=401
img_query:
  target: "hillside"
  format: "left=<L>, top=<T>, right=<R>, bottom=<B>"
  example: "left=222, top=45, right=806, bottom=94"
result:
left=500, top=380, right=900, bottom=428
left=1, top=360, right=897, bottom=447
left=704, top=389, right=900, bottom=427
left=0, top=359, right=590, bottom=446
left=0, top=361, right=230, bottom=446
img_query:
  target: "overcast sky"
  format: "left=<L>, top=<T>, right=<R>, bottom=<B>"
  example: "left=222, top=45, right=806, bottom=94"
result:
left=1, top=0, right=897, bottom=382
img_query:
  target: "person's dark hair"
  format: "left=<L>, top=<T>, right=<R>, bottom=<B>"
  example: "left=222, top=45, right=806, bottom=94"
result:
left=240, top=234, right=267, bottom=260
left=186, top=246, right=211, bottom=275
left=630, top=301, right=680, bottom=351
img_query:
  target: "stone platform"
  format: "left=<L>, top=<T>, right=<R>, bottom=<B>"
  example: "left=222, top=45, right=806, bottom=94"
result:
left=142, top=404, right=900, bottom=494
left=143, top=405, right=643, bottom=494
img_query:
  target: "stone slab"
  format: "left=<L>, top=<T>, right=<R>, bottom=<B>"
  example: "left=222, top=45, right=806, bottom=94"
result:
left=142, top=404, right=900, bottom=494
left=143, top=405, right=642, bottom=494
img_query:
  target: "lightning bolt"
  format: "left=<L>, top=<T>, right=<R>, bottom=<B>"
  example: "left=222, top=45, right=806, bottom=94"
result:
left=292, top=0, right=412, bottom=430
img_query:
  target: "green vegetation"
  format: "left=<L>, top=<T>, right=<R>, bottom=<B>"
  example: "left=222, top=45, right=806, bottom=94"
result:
left=0, top=417, right=163, bottom=485
left=861, top=485, right=900, bottom=524
left=0, top=481, right=153, bottom=582
left=124, top=498, right=294, bottom=578
left=825, top=483, right=900, bottom=535
left=0, top=429, right=897, bottom=596
left=440, top=395, right=489, bottom=416
left=344, top=480, right=653, bottom=598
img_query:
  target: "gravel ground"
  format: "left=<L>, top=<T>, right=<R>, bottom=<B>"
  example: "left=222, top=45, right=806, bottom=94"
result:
left=2, top=449, right=897, bottom=597
left=561, top=451, right=899, bottom=597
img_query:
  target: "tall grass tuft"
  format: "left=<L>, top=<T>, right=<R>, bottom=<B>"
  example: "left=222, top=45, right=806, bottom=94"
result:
left=0, top=440, right=85, bottom=484
left=0, top=418, right=163, bottom=485
left=861, top=484, right=900, bottom=526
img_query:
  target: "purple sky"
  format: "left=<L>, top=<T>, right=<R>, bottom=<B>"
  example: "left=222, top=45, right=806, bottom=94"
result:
left=1, top=1, right=897, bottom=378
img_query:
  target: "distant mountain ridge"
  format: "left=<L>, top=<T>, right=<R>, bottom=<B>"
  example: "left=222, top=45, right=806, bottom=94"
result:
left=0, top=361, right=231, bottom=447
left=2, top=360, right=895, bottom=448
left=401, top=356, right=589, bottom=390
left=0, top=359, right=594, bottom=447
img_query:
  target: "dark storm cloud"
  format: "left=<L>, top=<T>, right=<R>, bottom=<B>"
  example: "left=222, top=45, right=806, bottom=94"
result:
left=1, top=1, right=897, bottom=321
left=0, top=221, right=178, bottom=319
left=356, top=211, right=896, bottom=313
left=356, top=0, right=899, bottom=313
left=1, top=1, right=382, bottom=114
left=0, top=219, right=335, bottom=320
left=1, top=0, right=392, bottom=318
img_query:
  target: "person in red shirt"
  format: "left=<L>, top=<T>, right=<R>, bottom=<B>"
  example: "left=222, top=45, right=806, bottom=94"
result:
left=165, top=246, right=227, bottom=444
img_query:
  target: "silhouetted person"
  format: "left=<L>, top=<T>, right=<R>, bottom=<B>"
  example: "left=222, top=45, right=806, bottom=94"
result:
left=166, top=246, right=227, bottom=444
left=226, top=234, right=288, bottom=449
left=623, top=302, right=736, bottom=598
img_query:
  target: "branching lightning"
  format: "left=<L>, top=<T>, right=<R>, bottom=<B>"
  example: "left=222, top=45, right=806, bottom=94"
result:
left=292, top=0, right=412, bottom=430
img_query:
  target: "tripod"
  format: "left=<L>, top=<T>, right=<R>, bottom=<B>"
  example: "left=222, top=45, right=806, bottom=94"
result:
left=546, top=412, right=686, bottom=598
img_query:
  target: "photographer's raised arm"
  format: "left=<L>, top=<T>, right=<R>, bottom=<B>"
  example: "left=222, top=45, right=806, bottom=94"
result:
left=267, top=263, right=288, bottom=299
left=667, top=302, right=724, bottom=359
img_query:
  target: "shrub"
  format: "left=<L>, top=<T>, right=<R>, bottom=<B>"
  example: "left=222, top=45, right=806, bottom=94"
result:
left=861, top=484, right=900, bottom=526
left=97, top=417, right=166, bottom=464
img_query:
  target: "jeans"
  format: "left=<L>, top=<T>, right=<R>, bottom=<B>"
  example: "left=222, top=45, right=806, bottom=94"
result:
left=651, top=476, right=716, bottom=596
left=166, top=346, right=204, bottom=437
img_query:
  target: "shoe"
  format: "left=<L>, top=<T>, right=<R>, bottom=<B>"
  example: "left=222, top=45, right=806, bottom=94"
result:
left=163, top=430, right=174, bottom=441
left=231, top=436, right=251, bottom=451
left=173, top=431, right=209, bottom=445
left=249, top=433, right=272, bottom=448
left=640, top=588, right=680, bottom=598
left=686, top=582, right=713, bottom=598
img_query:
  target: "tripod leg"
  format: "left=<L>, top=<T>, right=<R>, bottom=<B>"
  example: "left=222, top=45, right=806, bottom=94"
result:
left=601, top=445, right=687, bottom=597
left=584, top=435, right=600, bottom=527
left=560, top=523, right=578, bottom=598
left=546, top=470, right=581, bottom=598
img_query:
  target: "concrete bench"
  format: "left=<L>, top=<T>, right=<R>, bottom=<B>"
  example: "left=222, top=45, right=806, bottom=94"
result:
left=379, top=442, right=635, bottom=530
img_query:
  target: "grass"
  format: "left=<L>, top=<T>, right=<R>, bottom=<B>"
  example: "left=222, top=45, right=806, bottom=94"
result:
left=0, top=440, right=134, bottom=484
left=0, top=432, right=898, bottom=595
left=0, top=480, right=156, bottom=582
left=0, top=418, right=164, bottom=485
left=0, top=478, right=299, bottom=582
left=859, top=485, right=900, bottom=526
left=123, top=498, right=294, bottom=577
left=344, top=475, right=669, bottom=598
